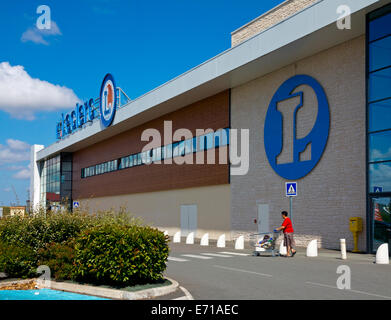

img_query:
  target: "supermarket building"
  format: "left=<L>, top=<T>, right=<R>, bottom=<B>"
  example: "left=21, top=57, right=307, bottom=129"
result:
left=30, top=0, right=391, bottom=253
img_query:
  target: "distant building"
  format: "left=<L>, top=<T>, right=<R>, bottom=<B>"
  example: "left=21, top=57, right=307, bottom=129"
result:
left=9, top=206, right=26, bottom=217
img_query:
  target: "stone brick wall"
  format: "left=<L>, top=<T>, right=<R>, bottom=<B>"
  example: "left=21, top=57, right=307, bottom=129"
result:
left=231, top=0, right=319, bottom=47
left=230, top=36, right=367, bottom=251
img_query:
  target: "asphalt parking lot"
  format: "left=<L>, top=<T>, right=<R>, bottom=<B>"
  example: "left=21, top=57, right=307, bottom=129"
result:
left=160, top=240, right=391, bottom=300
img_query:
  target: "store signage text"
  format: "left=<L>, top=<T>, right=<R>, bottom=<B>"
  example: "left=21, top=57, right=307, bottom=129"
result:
left=56, top=73, right=117, bottom=140
left=56, top=98, right=96, bottom=139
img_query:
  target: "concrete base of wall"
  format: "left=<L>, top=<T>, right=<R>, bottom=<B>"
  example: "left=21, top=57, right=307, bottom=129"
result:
left=79, top=184, right=232, bottom=240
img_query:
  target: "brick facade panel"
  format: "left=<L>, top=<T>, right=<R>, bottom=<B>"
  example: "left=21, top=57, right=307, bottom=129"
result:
left=73, top=91, right=230, bottom=199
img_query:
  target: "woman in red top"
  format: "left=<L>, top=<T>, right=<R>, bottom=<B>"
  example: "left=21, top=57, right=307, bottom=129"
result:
left=275, top=211, right=297, bottom=257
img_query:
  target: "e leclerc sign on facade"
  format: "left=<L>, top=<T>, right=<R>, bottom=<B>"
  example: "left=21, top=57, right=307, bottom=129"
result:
left=264, top=75, right=330, bottom=180
left=56, top=73, right=117, bottom=140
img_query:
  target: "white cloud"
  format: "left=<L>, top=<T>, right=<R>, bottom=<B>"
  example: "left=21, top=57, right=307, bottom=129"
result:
left=12, top=163, right=32, bottom=180
left=0, top=139, right=31, bottom=165
left=6, top=165, right=25, bottom=171
left=0, top=62, right=81, bottom=120
left=6, top=139, right=30, bottom=151
left=21, top=21, right=62, bottom=45
left=0, top=140, right=31, bottom=181
left=13, top=168, right=30, bottom=180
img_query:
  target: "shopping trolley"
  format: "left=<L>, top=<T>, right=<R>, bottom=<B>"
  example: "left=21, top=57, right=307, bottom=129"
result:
left=249, top=231, right=281, bottom=257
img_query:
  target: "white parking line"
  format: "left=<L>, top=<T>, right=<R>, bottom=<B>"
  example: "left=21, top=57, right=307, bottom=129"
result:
left=306, top=282, right=391, bottom=299
left=219, top=251, right=250, bottom=256
left=182, top=254, right=213, bottom=260
left=168, top=257, right=189, bottom=262
left=179, top=286, right=194, bottom=300
left=201, top=253, right=232, bottom=258
left=214, top=265, right=273, bottom=278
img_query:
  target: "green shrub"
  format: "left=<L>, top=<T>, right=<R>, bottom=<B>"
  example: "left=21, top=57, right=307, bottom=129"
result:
left=73, top=224, right=169, bottom=286
left=0, top=210, right=167, bottom=285
left=0, top=210, right=137, bottom=251
left=38, top=241, right=75, bottom=281
left=0, top=214, right=85, bottom=251
left=0, top=242, right=38, bottom=278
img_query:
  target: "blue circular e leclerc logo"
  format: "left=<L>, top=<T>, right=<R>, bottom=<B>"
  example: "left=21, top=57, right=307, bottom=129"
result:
left=99, top=73, right=117, bottom=128
left=264, top=75, right=330, bottom=180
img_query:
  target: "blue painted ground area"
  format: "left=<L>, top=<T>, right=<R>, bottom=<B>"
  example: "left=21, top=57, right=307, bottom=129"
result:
left=0, top=288, right=109, bottom=300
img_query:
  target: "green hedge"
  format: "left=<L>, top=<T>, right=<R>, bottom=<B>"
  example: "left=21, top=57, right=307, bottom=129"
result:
left=0, top=211, right=169, bottom=285
left=0, top=242, right=38, bottom=278
left=73, top=224, right=169, bottom=286
left=0, top=214, right=85, bottom=251
left=38, top=241, right=76, bottom=281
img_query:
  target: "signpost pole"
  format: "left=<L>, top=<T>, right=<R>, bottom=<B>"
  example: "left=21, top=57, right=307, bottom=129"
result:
left=285, top=182, right=296, bottom=226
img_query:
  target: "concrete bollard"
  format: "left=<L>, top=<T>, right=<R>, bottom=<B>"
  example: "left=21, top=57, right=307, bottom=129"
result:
left=235, top=235, right=244, bottom=250
left=173, top=231, right=181, bottom=243
left=306, top=239, right=318, bottom=257
left=186, top=232, right=194, bottom=244
left=217, top=234, right=226, bottom=248
left=279, top=240, right=287, bottom=255
left=340, top=239, right=347, bottom=260
left=200, top=233, right=209, bottom=246
left=376, top=243, right=389, bottom=264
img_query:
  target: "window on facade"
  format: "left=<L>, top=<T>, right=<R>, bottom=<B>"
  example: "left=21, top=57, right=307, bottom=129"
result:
left=369, top=99, right=391, bottom=132
left=81, top=127, right=230, bottom=178
left=369, top=131, right=391, bottom=162
left=128, top=156, right=133, bottom=168
left=172, top=142, right=179, bottom=158
left=153, top=147, right=161, bottom=162
left=214, top=129, right=229, bottom=148
left=192, top=136, right=198, bottom=152
left=178, top=141, right=185, bottom=157
left=137, top=153, right=142, bottom=165
left=184, top=139, right=192, bottom=155
left=369, top=10, right=391, bottom=42
left=145, top=150, right=153, bottom=164
left=368, top=6, right=391, bottom=193
left=369, top=67, right=391, bottom=102
left=369, top=36, right=391, bottom=71
left=165, top=144, right=172, bottom=159
left=369, top=162, right=391, bottom=192
left=199, top=132, right=214, bottom=151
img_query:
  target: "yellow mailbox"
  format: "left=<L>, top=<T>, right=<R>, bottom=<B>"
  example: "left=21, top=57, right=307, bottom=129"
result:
left=349, top=217, right=363, bottom=252
left=349, top=217, right=363, bottom=233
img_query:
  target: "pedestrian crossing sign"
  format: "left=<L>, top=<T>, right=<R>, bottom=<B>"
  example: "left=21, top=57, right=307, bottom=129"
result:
left=286, top=182, right=297, bottom=197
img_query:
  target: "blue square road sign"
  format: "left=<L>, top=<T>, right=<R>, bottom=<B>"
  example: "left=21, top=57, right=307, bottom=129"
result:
left=286, top=182, right=297, bottom=197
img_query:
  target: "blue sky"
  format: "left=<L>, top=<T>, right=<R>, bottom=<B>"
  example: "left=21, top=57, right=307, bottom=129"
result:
left=0, top=0, right=283, bottom=206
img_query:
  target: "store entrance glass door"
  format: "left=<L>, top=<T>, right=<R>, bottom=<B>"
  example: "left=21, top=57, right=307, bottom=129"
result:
left=371, top=196, right=391, bottom=253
